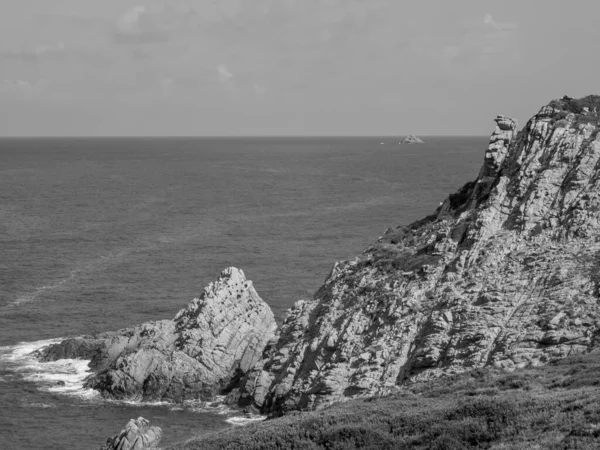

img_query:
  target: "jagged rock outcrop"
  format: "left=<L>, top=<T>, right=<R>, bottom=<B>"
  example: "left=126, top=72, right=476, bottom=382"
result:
left=99, top=417, right=161, bottom=450
left=235, top=95, right=600, bottom=415
left=401, top=134, right=425, bottom=144
left=37, top=268, right=277, bottom=402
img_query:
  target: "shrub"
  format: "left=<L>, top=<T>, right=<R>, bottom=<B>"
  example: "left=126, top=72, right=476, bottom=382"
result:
left=320, top=426, right=397, bottom=450
left=174, top=352, right=600, bottom=450
left=549, top=95, right=600, bottom=127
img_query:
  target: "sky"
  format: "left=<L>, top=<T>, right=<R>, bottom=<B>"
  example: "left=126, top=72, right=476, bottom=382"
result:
left=0, top=0, right=599, bottom=136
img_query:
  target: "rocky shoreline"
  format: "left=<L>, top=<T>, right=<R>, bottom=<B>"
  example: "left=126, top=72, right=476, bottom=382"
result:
left=36, top=267, right=276, bottom=403
left=35, top=95, right=600, bottom=448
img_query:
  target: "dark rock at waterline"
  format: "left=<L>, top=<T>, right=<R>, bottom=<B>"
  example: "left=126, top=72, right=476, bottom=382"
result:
left=37, top=268, right=277, bottom=403
left=37, top=339, right=105, bottom=367
left=99, top=417, right=161, bottom=450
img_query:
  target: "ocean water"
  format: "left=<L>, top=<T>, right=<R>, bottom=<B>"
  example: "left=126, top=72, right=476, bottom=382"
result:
left=0, top=136, right=487, bottom=449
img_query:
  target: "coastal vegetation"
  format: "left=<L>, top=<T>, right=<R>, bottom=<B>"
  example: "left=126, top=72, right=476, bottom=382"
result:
left=173, top=350, right=600, bottom=449
left=549, top=95, right=600, bottom=127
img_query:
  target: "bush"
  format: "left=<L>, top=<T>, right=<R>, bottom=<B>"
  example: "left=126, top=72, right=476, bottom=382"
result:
left=549, top=95, right=600, bottom=127
left=173, top=352, right=600, bottom=450
left=320, top=426, right=397, bottom=450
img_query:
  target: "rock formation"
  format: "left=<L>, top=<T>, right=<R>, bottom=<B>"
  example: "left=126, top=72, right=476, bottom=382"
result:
left=232, top=95, right=600, bottom=415
left=401, top=134, right=425, bottom=144
left=99, top=417, right=161, bottom=450
left=37, top=268, right=277, bottom=402
left=33, top=95, right=600, bottom=423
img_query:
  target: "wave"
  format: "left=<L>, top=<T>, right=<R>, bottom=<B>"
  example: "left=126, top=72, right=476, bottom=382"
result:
left=112, top=394, right=266, bottom=424
left=226, top=415, right=267, bottom=426
left=9, top=274, right=78, bottom=306
left=189, top=397, right=267, bottom=425
left=181, top=396, right=235, bottom=415
left=24, top=403, right=57, bottom=409
left=0, top=340, right=266, bottom=425
left=7, top=250, right=127, bottom=307
left=0, top=339, right=99, bottom=400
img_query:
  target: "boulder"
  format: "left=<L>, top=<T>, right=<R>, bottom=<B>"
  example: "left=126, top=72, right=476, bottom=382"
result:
left=99, top=417, right=161, bottom=450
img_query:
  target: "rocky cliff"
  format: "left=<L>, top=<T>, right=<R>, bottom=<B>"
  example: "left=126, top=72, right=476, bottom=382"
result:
left=37, top=268, right=276, bottom=402
left=234, top=95, right=600, bottom=415
left=35, top=96, right=600, bottom=421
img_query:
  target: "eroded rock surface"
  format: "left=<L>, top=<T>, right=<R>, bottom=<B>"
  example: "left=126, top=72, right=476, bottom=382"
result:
left=38, top=268, right=277, bottom=402
left=236, top=96, right=600, bottom=415
left=99, top=417, right=162, bottom=450
left=401, top=134, right=425, bottom=144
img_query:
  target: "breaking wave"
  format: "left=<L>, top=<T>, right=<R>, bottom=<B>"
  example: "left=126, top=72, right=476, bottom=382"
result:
left=0, top=339, right=98, bottom=400
left=0, top=340, right=265, bottom=425
left=226, top=415, right=267, bottom=426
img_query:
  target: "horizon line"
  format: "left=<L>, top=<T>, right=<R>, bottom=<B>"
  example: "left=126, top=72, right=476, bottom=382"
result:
left=0, top=134, right=490, bottom=139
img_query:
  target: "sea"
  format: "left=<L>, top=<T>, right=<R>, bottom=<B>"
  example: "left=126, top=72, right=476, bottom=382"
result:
left=0, top=136, right=488, bottom=449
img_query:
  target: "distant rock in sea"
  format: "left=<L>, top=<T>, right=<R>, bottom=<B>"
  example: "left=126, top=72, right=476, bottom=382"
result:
left=401, top=134, right=425, bottom=144
left=37, top=268, right=276, bottom=402
left=99, top=417, right=161, bottom=450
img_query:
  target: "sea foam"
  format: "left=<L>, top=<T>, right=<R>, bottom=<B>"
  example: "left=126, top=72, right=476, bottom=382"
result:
left=0, top=339, right=99, bottom=400
left=226, top=415, right=267, bottom=426
left=0, top=340, right=266, bottom=423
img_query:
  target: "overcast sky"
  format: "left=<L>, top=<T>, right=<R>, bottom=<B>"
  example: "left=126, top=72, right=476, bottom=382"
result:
left=0, top=0, right=598, bottom=136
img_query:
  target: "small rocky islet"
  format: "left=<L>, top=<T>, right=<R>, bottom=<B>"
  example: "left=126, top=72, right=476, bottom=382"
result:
left=400, top=134, right=425, bottom=144
left=39, top=95, right=600, bottom=449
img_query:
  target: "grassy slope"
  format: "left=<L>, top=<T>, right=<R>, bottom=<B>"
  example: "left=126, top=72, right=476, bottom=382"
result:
left=172, top=350, right=600, bottom=449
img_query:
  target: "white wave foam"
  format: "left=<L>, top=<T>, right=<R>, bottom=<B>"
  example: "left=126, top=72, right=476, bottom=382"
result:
left=226, top=415, right=267, bottom=426
left=182, top=396, right=233, bottom=415
left=118, top=399, right=174, bottom=408
left=0, top=338, right=63, bottom=361
left=0, top=339, right=99, bottom=400
left=25, top=403, right=56, bottom=409
left=1, top=341, right=268, bottom=420
left=8, top=250, right=127, bottom=307
left=9, top=273, right=79, bottom=306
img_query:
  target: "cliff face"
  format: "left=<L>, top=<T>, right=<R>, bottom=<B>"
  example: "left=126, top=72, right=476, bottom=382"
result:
left=236, top=97, right=600, bottom=415
left=38, top=268, right=276, bottom=402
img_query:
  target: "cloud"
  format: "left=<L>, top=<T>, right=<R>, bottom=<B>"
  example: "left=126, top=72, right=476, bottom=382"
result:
left=218, top=64, right=235, bottom=90
left=0, top=42, right=113, bottom=69
left=160, top=77, right=175, bottom=98
left=253, top=83, right=267, bottom=96
left=33, top=12, right=109, bottom=28
left=439, top=13, right=518, bottom=75
left=483, top=13, right=495, bottom=27
left=112, top=6, right=170, bottom=44
left=483, top=13, right=517, bottom=32
left=0, top=79, right=47, bottom=99
left=0, top=43, right=67, bottom=62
